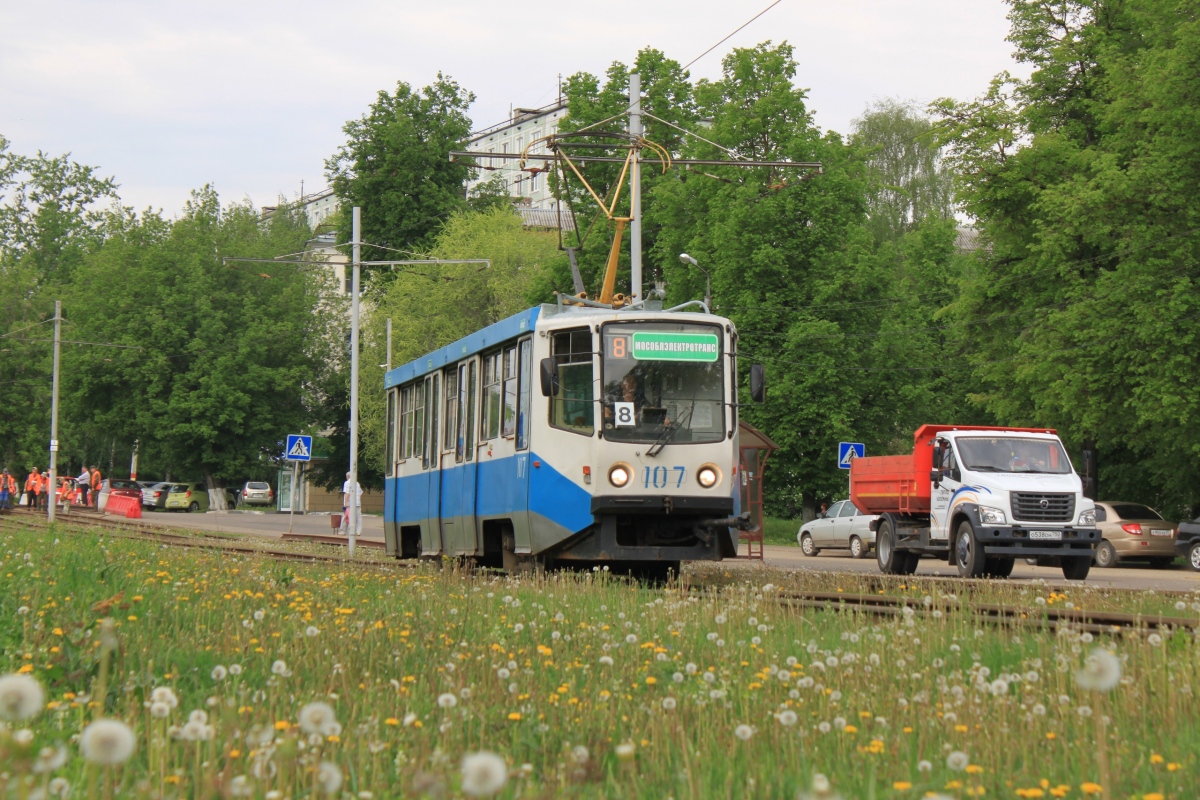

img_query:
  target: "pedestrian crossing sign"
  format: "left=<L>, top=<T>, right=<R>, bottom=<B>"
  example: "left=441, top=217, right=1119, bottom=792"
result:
left=285, top=434, right=313, bottom=462
left=838, top=441, right=865, bottom=469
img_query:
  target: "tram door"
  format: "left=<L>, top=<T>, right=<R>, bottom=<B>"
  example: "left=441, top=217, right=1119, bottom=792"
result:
left=440, top=360, right=478, bottom=554
left=422, top=372, right=443, bottom=555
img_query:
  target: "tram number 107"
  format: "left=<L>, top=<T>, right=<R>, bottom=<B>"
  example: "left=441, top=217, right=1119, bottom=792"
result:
left=643, top=465, right=687, bottom=489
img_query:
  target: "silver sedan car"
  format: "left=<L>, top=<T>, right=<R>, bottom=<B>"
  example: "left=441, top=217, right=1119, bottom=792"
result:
left=797, top=500, right=880, bottom=559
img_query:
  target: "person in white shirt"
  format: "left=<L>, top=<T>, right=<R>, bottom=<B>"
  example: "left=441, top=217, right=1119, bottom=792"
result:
left=340, top=472, right=362, bottom=535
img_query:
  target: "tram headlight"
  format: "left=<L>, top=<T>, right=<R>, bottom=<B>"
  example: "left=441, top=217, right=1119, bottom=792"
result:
left=608, top=463, right=632, bottom=488
left=697, top=465, right=720, bottom=488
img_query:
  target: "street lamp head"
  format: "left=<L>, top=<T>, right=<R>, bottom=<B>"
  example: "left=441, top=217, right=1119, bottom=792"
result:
left=679, top=253, right=698, bottom=267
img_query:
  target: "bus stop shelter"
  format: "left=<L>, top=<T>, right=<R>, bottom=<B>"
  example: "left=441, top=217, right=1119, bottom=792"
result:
left=737, top=422, right=779, bottom=560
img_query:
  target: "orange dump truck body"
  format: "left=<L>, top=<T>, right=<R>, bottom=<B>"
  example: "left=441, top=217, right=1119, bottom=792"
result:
left=850, top=425, right=1059, bottom=515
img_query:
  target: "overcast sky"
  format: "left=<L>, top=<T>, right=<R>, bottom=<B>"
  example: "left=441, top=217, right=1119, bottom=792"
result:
left=1, top=0, right=1024, bottom=215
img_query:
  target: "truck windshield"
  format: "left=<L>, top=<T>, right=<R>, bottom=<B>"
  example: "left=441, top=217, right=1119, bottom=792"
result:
left=955, top=437, right=1072, bottom=474
left=601, top=321, right=724, bottom=445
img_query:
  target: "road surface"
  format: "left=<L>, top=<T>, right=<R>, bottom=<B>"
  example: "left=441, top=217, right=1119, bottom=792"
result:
left=762, top=545, right=1200, bottom=591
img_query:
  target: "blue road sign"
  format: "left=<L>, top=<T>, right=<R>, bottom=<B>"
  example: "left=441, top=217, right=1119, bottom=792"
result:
left=838, top=441, right=865, bottom=469
left=285, top=434, right=313, bottom=462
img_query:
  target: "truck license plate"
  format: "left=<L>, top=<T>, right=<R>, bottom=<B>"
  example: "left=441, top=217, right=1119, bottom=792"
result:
left=1150, top=529, right=1173, bottom=537
left=1029, top=530, right=1062, bottom=541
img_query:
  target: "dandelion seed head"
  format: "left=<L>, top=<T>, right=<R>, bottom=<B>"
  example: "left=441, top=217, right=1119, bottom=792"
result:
left=946, top=751, right=969, bottom=771
left=778, top=710, right=798, bottom=726
left=317, top=761, right=343, bottom=795
left=662, top=697, right=677, bottom=710
left=211, top=665, right=227, bottom=681
left=80, top=719, right=136, bottom=765
left=571, top=745, right=589, bottom=765
left=306, top=626, right=320, bottom=637
left=461, top=751, right=508, bottom=797
left=734, top=724, right=753, bottom=741
left=0, top=673, right=45, bottom=721
left=1074, top=648, right=1121, bottom=692
left=299, top=701, right=339, bottom=735
left=271, top=660, right=289, bottom=676
left=150, top=701, right=171, bottom=719
left=438, top=693, right=458, bottom=709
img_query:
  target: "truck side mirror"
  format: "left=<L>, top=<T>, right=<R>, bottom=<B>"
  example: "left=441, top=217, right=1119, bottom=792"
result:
left=930, top=469, right=941, bottom=486
left=749, top=364, right=766, bottom=403
left=539, top=358, right=559, bottom=397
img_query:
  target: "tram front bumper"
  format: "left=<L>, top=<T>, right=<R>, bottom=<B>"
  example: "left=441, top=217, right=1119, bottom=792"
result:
left=548, top=496, right=737, bottom=562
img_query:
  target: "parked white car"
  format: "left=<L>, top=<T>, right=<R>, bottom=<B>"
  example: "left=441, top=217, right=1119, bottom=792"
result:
left=798, top=500, right=881, bottom=559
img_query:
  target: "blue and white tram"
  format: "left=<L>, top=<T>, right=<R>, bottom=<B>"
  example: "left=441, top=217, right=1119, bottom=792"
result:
left=382, top=300, right=759, bottom=572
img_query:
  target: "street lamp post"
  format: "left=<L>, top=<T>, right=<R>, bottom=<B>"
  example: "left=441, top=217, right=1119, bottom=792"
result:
left=679, top=253, right=711, bottom=312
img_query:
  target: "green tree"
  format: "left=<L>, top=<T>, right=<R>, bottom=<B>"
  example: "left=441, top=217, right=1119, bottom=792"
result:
left=337, top=207, right=565, bottom=486
left=325, top=75, right=475, bottom=262
left=0, top=137, right=117, bottom=470
left=650, top=42, right=970, bottom=517
left=933, top=0, right=1200, bottom=515
left=60, top=188, right=335, bottom=495
left=851, top=99, right=956, bottom=243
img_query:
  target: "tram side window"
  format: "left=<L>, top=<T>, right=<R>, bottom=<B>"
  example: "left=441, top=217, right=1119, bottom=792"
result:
left=516, top=338, right=532, bottom=450
left=412, top=383, right=426, bottom=462
left=386, top=390, right=396, bottom=475
left=502, top=345, right=518, bottom=438
left=481, top=352, right=502, bottom=441
left=422, top=373, right=439, bottom=470
left=443, top=369, right=458, bottom=452
left=399, top=384, right=417, bottom=460
left=550, top=328, right=594, bottom=435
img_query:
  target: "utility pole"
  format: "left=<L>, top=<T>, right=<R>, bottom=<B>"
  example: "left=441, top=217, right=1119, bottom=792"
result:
left=348, top=206, right=361, bottom=558
left=130, top=439, right=139, bottom=481
left=47, top=301, right=61, bottom=523
left=386, top=318, right=392, bottom=372
left=628, top=72, right=643, bottom=303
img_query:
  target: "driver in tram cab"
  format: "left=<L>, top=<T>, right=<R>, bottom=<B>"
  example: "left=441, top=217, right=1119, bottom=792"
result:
left=605, top=373, right=648, bottom=422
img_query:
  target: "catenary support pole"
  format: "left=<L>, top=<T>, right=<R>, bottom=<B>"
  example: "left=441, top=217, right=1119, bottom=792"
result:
left=629, top=73, right=642, bottom=303
left=386, top=318, right=392, bottom=372
left=47, top=300, right=61, bottom=523
left=130, top=439, right=138, bottom=481
left=348, top=207, right=361, bottom=558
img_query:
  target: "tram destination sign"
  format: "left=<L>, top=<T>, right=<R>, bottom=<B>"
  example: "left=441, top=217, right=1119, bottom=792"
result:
left=631, top=331, right=719, bottom=362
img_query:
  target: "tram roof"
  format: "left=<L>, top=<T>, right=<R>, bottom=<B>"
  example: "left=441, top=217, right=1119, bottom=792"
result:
left=385, top=306, right=540, bottom=389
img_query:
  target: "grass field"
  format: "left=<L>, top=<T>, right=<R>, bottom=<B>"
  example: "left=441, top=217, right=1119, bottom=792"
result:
left=1, top=525, right=1197, bottom=799
left=763, top=516, right=801, bottom=546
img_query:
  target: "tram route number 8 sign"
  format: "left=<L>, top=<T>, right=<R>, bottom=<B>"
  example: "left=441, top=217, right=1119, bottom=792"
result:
left=608, top=331, right=719, bottom=362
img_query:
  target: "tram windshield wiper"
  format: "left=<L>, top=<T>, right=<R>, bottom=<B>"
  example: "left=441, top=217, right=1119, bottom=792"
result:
left=647, top=405, right=694, bottom=458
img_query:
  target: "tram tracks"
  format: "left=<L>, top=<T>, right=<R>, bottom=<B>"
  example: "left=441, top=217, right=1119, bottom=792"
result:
left=764, top=588, right=1198, bottom=635
left=5, top=510, right=1195, bottom=633
left=0, top=509, right=392, bottom=568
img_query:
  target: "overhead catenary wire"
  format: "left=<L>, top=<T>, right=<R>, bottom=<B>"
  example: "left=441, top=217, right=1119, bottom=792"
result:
left=682, top=0, right=784, bottom=70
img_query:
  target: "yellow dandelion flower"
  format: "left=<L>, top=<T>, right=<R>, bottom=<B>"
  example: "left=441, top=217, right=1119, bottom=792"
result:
left=966, top=765, right=984, bottom=775
left=385, top=718, right=399, bottom=726
left=508, top=712, right=522, bottom=721
left=1143, top=794, right=1164, bottom=800
left=1149, top=754, right=1164, bottom=765
left=1080, top=783, right=1103, bottom=795
left=645, top=677, right=657, bottom=685
left=893, top=781, right=912, bottom=790
left=274, top=721, right=290, bottom=731
left=1167, top=763, right=1180, bottom=772
left=844, top=725, right=858, bottom=734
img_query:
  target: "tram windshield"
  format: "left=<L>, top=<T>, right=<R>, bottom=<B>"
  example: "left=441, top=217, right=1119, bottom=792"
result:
left=601, top=321, right=725, bottom=444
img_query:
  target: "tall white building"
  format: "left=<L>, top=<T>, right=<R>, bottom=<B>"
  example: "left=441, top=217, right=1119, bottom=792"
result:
left=465, top=100, right=567, bottom=210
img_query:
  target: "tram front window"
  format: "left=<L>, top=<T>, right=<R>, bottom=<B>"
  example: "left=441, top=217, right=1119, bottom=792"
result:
left=601, top=322, right=724, bottom=444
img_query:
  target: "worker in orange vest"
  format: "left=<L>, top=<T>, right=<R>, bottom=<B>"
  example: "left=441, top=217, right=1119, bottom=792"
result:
left=0, top=468, right=15, bottom=510
left=90, top=465, right=103, bottom=507
left=25, top=469, right=43, bottom=510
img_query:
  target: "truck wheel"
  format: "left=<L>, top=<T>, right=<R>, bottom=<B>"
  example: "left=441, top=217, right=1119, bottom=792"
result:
left=1061, top=556, right=1092, bottom=580
left=954, top=521, right=986, bottom=578
left=984, top=557, right=1015, bottom=578
left=1094, top=540, right=1118, bottom=568
left=800, top=534, right=819, bottom=557
left=876, top=520, right=916, bottom=575
left=849, top=536, right=867, bottom=559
